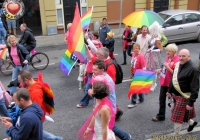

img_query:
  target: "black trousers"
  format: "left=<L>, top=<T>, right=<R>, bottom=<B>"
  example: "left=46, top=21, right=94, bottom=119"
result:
left=156, top=86, right=168, bottom=120
left=123, top=45, right=132, bottom=63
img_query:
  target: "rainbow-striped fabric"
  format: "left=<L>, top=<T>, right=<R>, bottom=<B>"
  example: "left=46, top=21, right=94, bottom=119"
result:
left=0, top=48, right=7, bottom=60
left=69, top=3, right=86, bottom=62
left=81, top=6, right=93, bottom=30
left=59, top=50, right=77, bottom=76
left=128, top=69, right=156, bottom=99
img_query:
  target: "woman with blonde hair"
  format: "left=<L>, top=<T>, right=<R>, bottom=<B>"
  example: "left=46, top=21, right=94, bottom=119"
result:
left=152, top=43, right=179, bottom=122
left=7, top=35, right=30, bottom=95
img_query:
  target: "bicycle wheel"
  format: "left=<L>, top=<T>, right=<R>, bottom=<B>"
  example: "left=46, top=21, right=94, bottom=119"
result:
left=31, top=52, right=49, bottom=70
left=0, top=60, right=12, bottom=76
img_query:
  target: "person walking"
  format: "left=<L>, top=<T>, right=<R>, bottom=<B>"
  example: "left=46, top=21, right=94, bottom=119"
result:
left=167, top=49, right=199, bottom=135
left=121, top=25, right=133, bottom=65
left=99, top=18, right=110, bottom=46
left=1, top=88, right=43, bottom=140
left=152, top=44, right=179, bottom=121
left=7, top=35, right=30, bottom=95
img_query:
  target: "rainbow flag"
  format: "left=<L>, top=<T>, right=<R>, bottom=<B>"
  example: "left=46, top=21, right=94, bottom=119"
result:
left=0, top=48, right=7, bottom=60
left=59, top=49, right=77, bottom=76
left=128, top=69, right=156, bottom=99
left=68, top=3, right=86, bottom=62
left=81, top=6, right=93, bottom=30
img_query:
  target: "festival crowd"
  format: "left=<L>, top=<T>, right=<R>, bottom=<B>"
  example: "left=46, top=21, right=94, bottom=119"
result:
left=0, top=17, right=199, bottom=140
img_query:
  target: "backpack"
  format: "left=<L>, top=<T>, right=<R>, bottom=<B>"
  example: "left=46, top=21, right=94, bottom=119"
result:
left=106, top=60, right=123, bottom=84
left=37, top=72, right=55, bottom=115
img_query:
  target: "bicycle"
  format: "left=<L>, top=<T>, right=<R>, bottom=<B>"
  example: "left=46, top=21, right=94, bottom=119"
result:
left=0, top=49, right=49, bottom=76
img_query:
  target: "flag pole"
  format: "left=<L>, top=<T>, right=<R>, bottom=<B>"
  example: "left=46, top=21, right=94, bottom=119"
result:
left=119, top=0, right=123, bottom=34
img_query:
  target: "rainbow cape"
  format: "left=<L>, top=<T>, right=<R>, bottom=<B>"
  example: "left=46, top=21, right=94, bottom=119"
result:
left=59, top=49, right=77, bottom=76
left=0, top=48, right=7, bottom=60
left=81, top=6, right=93, bottom=30
left=38, top=72, right=55, bottom=115
left=128, top=69, right=156, bottom=99
left=68, top=3, right=86, bottom=62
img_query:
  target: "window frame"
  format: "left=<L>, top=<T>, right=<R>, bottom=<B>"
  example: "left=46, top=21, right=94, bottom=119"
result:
left=165, top=14, right=184, bottom=26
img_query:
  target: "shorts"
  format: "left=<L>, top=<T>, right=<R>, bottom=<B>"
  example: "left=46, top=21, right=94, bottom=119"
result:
left=6, top=20, right=16, bottom=29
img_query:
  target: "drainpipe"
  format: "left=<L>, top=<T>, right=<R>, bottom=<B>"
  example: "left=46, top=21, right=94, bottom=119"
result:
left=119, top=0, right=123, bottom=34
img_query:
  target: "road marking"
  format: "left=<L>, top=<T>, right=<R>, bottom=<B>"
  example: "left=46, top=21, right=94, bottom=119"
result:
left=122, top=79, right=132, bottom=82
left=32, top=63, right=55, bottom=68
left=146, top=126, right=200, bottom=140
left=114, top=54, right=118, bottom=55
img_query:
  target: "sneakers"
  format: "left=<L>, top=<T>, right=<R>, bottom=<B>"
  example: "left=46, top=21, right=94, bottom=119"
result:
left=187, top=121, right=198, bottom=132
left=115, top=110, right=123, bottom=122
left=76, top=104, right=88, bottom=108
left=129, top=134, right=132, bottom=140
left=152, top=117, right=165, bottom=122
left=127, top=104, right=137, bottom=108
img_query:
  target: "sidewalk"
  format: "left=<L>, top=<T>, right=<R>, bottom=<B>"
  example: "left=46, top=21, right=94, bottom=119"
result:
left=35, top=27, right=125, bottom=47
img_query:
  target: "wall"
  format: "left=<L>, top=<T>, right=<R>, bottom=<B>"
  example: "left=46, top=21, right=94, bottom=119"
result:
left=87, top=0, right=107, bottom=31
left=187, top=0, right=199, bottom=10
left=107, top=0, right=135, bottom=22
left=39, top=0, right=57, bottom=35
left=178, top=0, right=188, bottom=9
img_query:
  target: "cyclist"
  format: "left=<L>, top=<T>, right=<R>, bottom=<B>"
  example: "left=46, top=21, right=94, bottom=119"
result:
left=18, top=23, right=36, bottom=52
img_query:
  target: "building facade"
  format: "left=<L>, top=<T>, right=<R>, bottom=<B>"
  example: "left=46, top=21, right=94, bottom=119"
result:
left=2, top=0, right=200, bottom=36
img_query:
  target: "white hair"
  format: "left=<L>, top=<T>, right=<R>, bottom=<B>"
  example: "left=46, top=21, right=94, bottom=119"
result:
left=149, top=21, right=162, bottom=38
left=165, top=43, right=178, bottom=54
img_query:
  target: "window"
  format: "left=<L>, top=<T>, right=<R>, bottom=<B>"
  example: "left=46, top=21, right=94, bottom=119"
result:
left=81, top=7, right=87, bottom=16
left=57, top=9, right=63, bottom=24
left=166, top=15, right=183, bottom=26
left=184, top=13, right=199, bottom=23
left=81, top=0, right=87, bottom=3
left=56, top=0, right=62, bottom=4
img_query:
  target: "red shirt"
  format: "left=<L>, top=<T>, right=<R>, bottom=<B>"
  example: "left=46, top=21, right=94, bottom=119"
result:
left=131, top=53, right=146, bottom=74
left=160, top=55, right=179, bottom=87
left=92, top=57, right=116, bottom=83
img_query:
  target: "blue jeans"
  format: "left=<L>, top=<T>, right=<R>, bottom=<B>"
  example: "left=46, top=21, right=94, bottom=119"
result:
left=10, top=65, right=29, bottom=95
left=0, top=27, right=7, bottom=45
left=43, top=130, right=62, bottom=140
left=113, top=125, right=130, bottom=140
left=131, top=94, right=144, bottom=104
left=80, top=73, right=93, bottom=106
left=0, top=98, right=9, bottom=117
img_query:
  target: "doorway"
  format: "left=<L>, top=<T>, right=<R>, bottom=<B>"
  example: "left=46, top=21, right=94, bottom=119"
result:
left=154, top=0, right=169, bottom=13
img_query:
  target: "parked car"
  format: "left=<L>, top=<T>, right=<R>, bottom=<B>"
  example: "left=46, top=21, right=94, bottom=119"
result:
left=158, top=10, right=200, bottom=43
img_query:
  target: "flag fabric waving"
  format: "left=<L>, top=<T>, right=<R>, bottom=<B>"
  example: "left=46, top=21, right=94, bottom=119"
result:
left=59, top=50, right=78, bottom=76
left=69, top=3, right=86, bottom=62
left=128, top=69, right=156, bottom=99
left=0, top=48, right=7, bottom=60
left=81, top=6, right=93, bottom=30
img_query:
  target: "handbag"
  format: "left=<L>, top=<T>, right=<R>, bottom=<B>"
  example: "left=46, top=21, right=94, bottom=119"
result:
left=0, top=81, right=12, bottom=106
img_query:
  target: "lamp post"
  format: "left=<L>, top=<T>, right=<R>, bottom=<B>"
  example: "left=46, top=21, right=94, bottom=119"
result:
left=119, top=0, right=123, bottom=34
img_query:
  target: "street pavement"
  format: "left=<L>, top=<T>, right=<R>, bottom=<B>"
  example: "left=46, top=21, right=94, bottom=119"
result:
left=0, top=39, right=200, bottom=140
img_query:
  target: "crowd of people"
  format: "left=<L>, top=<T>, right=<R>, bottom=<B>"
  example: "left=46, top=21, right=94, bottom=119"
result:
left=0, top=16, right=199, bottom=140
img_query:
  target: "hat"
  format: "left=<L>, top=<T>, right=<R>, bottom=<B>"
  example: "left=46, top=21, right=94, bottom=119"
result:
left=107, top=31, right=114, bottom=38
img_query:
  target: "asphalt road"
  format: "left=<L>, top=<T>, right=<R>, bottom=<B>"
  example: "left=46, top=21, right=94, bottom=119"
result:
left=0, top=39, right=200, bottom=140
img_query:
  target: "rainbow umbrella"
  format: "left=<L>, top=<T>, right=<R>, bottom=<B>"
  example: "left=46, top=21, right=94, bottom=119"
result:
left=122, top=10, right=164, bottom=27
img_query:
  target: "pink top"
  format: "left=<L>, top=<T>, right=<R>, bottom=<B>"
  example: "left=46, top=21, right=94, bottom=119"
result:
left=131, top=53, right=146, bottom=74
left=11, top=46, right=21, bottom=66
left=160, top=55, right=179, bottom=86
left=65, top=30, right=69, bottom=40
left=92, top=39, right=103, bottom=48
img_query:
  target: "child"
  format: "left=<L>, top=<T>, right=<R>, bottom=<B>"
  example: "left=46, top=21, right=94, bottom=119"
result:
left=63, top=23, right=72, bottom=43
left=104, top=31, right=115, bottom=60
left=128, top=43, right=146, bottom=108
